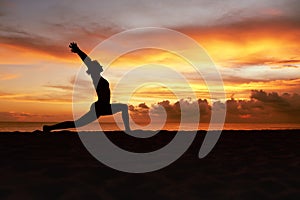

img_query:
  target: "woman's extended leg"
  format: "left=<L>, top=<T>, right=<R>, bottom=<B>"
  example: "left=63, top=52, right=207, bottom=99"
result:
left=43, top=110, right=98, bottom=132
left=111, top=103, right=131, bottom=132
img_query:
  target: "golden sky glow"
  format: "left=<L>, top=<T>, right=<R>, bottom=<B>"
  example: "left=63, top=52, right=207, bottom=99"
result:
left=0, top=0, right=300, bottom=124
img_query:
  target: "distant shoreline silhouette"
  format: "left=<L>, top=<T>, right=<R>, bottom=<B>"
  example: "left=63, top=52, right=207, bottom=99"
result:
left=43, top=42, right=131, bottom=132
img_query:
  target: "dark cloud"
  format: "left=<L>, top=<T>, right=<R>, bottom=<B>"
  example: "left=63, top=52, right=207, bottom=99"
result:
left=270, top=60, right=300, bottom=65
left=154, top=99, right=211, bottom=122
left=138, top=103, right=149, bottom=109
left=0, top=27, right=69, bottom=58
left=225, top=90, right=300, bottom=123
left=250, top=90, right=290, bottom=107
left=129, top=102, right=151, bottom=125
left=251, top=90, right=300, bottom=114
left=128, top=90, right=300, bottom=124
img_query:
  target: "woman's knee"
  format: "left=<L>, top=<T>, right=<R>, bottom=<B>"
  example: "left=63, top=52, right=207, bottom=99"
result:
left=111, top=103, right=128, bottom=113
left=122, top=104, right=128, bottom=110
left=115, top=103, right=127, bottom=109
left=118, top=104, right=128, bottom=112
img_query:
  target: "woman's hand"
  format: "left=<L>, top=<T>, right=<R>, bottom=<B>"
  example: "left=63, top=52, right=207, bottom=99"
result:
left=69, top=42, right=80, bottom=53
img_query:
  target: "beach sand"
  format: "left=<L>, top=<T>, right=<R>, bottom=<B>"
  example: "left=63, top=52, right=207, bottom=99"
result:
left=0, top=130, right=299, bottom=199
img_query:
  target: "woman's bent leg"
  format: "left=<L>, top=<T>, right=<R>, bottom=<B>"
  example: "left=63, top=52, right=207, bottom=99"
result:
left=111, top=103, right=131, bottom=132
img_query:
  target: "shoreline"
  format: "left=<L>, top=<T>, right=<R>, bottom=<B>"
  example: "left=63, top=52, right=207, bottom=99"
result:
left=1, top=129, right=299, bottom=133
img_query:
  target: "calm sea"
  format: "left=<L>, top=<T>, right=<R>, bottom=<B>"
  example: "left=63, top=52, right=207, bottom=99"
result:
left=0, top=122, right=300, bottom=132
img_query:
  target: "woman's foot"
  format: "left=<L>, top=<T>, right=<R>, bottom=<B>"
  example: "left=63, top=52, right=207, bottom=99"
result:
left=125, top=128, right=131, bottom=133
left=43, top=125, right=52, bottom=133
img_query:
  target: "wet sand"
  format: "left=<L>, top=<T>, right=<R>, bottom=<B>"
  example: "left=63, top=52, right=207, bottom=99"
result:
left=0, top=130, right=299, bottom=199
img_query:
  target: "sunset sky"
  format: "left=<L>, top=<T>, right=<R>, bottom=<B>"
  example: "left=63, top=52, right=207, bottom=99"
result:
left=0, top=0, right=299, bottom=125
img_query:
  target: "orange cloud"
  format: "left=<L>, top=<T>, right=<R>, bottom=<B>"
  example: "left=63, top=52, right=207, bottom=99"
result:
left=177, top=18, right=300, bottom=68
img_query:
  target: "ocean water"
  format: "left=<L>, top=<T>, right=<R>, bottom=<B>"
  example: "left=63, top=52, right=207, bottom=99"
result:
left=0, top=122, right=300, bottom=132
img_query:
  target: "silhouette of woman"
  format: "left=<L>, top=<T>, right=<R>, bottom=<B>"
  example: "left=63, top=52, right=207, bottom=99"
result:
left=43, top=42, right=131, bottom=132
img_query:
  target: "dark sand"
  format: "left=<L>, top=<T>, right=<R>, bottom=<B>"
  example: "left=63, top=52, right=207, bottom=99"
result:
left=0, top=130, right=299, bottom=199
